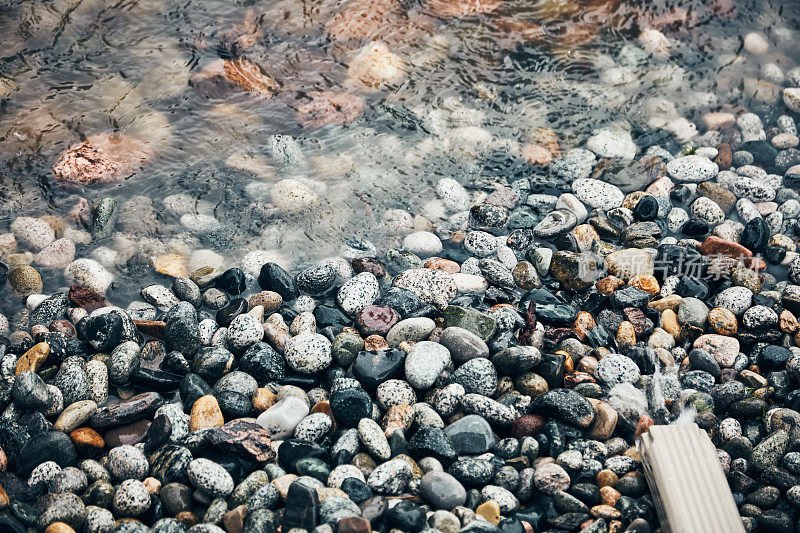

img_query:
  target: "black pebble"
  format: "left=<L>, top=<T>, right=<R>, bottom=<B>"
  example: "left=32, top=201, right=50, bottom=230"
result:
left=258, top=263, right=299, bottom=301
left=633, top=195, right=659, bottom=221
left=214, top=268, right=247, bottom=295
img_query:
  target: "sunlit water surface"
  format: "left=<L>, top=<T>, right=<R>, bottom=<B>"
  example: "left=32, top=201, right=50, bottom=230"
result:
left=0, top=0, right=798, bottom=303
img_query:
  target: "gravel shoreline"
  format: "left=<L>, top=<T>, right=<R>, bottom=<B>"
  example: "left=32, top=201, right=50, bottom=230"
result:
left=3, top=30, right=800, bottom=533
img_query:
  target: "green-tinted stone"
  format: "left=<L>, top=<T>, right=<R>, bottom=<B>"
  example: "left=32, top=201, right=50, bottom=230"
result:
left=443, top=306, right=496, bottom=341
left=384, top=249, right=423, bottom=275
left=295, top=457, right=330, bottom=483
left=81, top=480, right=115, bottom=508
left=332, top=333, right=364, bottom=368
left=92, top=197, right=117, bottom=240
left=572, top=382, right=602, bottom=398
left=507, top=206, right=539, bottom=229
left=230, top=470, right=271, bottom=507
left=513, top=372, right=548, bottom=398
left=190, top=266, right=222, bottom=289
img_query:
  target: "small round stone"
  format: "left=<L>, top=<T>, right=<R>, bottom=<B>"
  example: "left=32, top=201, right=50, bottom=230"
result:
left=113, top=479, right=151, bottom=516
left=285, top=333, right=333, bottom=374
left=107, top=445, right=148, bottom=481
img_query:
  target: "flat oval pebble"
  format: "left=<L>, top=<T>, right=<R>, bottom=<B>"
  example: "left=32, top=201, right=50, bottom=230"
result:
left=187, top=458, right=234, bottom=497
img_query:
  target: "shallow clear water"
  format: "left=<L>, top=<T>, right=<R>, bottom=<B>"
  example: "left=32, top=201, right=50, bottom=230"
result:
left=0, top=0, right=798, bottom=302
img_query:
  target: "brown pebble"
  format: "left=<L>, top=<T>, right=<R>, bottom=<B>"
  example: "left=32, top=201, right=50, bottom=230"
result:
left=596, top=469, right=618, bottom=487
left=70, top=427, right=105, bottom=455
left=661, top=309, right=680, bottom=339
left=563, top=372, right=595, bottom=388
left=143, top=477, right=161, bottom=494
left=708, top=307, right=737, bottom=336
left=40, top=215, right=66, bottom=238
left=351, top=257, right=387, bottom=279
left=68, top=283, right=107, bottom=311
left=648, top=294, right=682, bottom=311
left=628, top=274, right=659, bottom=294
left=522, top=143, right=553, bottom=165
left=577, top=356, right=599, bottom=374
left=175, top=511, right=200, bottom=528
left=223, top=505, right=249, bottom=533
left=153, top=254, right=188, bottom=278
left=714, top=143, right=732, bottom=169
left=104, top=419, right=150, bottom=447
left=15, top=342, right=50, bottom=375
left=591, top=504, right=622, bottom=519
left=698, top=181, right=736, bottom=212
left=190, top=395, right=225, bottom=431
left=337, top=516, right=371, bottom=533
left=336, top=516, right=372, bottom=533
left=475, top=500, right=501, bottom=525
left=248, top=291, right=283, bottom=314
left=383, top=404, right=414, bottom=436
left=596, top=275, right=625, bottom=295
left=511, top=414, right=545, bottom=438
left=44, top=523, right=75, bottom=533
left=133, top=320, right=166, bottom=339
left=587, top=399, right=618, bottom=441
left=424, top=257, right=460, bottom=274
left=572, top=311, right=596, bottom=340
left=364, top=335, right=389, bottom=351
left=780, top=309, right=799, bottom=333
left=252, top=388, right=277, bottom=413
left=49, top=320, right=77, bottom=339
left=0, top=484, right=8, bottom=510
left=634, top=414, right=654, bottom=442
left=600, top=486, right=621, bottom=506
left=616, top=321, right=636, bottom=347
left=271, top=474, right=299, bottom=499
left=8, top=265, right=43, bottom=296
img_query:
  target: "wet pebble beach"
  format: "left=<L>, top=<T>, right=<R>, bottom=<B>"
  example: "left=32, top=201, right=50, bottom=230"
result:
left=2, top=0, right=800, bottom=532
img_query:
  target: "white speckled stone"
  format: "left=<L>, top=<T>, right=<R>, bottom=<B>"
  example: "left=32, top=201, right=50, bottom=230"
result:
left=572, top=179, right=624, bottom=209
left=376, top=379, right=416, bottom=409
left=358, top=418, right=391, bottom=461
left=403, top=231, right=443, bottom=257
left=715, top=286, right=753, bottom=316
left=392, top=268, right=457, bottom=308
left=64, top=259, right=114, bottom=294
left=107, top=445, right=148, bottom=481
left=367, top=459, right=412, bottom=495
left=666, top=155, right=718, bottom=182
left=187, top=458, right=235, bottom=497
left=585, top=128, right=636, bottom=160
left=294, top=412, right=333, bottom=442
left=691, top=197, right=725, bottom=225
left=285, top=333, right=332, bottom=374
left=113, top=479, right=151, bottom=516
left=337, top=272, right=380, bottom=316
left=463, top=231, right=498, bottom=257
left=437, top=178, right=471, bottom=211
left=405, top=341, right=451, bottom=389
left=11, top=217, right=55, bottom=251
left=226, top=313, right=263, bottom=352
left=328, top=464, right=365, bottom=489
